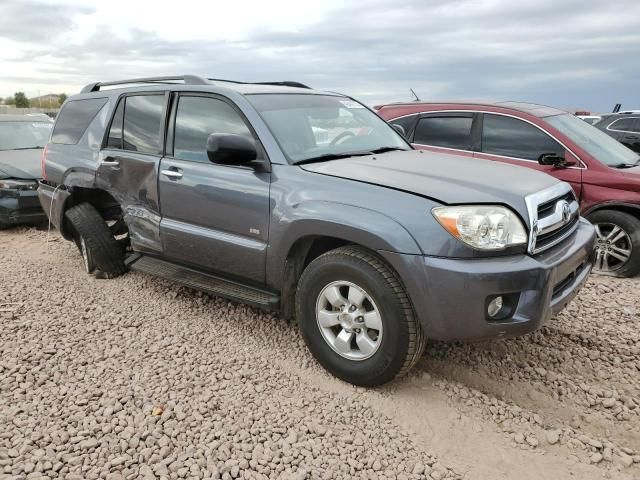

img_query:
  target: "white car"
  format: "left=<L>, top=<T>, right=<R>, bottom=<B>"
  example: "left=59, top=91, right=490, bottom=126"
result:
left=577, top=115, right=601, bottom=125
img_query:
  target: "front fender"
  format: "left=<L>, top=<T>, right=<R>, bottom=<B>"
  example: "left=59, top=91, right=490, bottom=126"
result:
left=266, top=200, right=422, bottom=288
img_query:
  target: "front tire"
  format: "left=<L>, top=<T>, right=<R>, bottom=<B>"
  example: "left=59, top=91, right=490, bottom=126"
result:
left=65, top=203, right=126, bottom=278
left=587, top=210, right=640, bottom=278
left=296, top=246, right=426, bottom=386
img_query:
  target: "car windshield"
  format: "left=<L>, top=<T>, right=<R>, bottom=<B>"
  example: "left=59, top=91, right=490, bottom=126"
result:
left=246, top=94, right=410, bottom=163
left=546, top=114, right=639, bottom=167
left=0, top=121, right=52, bottom=151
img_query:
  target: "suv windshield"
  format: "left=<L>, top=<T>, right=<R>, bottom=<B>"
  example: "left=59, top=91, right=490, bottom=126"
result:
left=0, top=122, right=52, bottom=151
left=247, top=94, right=410, bottom=163
left=546, top=114, right=639, bottom=167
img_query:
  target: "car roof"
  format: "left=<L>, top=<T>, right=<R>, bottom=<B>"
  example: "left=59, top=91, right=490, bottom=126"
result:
left=376, top=100, right=568, bottom=118
left=603, top=113, right=640, bottom=119
left=0, top=113, right=53, bottom=122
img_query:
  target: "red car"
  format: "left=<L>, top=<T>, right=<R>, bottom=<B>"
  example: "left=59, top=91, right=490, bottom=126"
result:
left=376, top=101, right=640, bottom=277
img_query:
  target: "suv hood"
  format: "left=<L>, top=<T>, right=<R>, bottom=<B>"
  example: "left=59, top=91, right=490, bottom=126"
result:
left=301, top=150, right=559, bottom=209
left=0, top=149, right=42, bottom=180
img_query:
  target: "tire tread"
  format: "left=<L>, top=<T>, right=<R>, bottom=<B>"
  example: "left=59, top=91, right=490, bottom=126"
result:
left=65, top=203, right=126, bottom=278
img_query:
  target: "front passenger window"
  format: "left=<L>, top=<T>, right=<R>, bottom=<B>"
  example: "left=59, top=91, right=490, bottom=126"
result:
left=173, top=96, right=253, bottom=163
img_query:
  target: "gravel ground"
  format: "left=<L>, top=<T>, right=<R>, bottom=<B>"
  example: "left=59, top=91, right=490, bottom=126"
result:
left=1, top=227, right=639, bottom=480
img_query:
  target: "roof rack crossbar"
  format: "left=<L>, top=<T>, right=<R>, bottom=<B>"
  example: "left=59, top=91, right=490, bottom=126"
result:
left=207, top=78, right=311, bottom=89
left=81, top=75, right=210, bottom=93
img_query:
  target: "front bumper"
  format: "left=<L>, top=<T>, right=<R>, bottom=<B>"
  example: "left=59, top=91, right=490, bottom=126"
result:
left=0, top=188, right=47, bottom=226
left=380, top=218, right=596, bottom=341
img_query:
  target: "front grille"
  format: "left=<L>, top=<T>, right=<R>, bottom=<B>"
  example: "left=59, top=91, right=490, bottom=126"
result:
left=526, top=184, right=580, bottom=255
left=535, top=215, right=579, bottom=251
left=537, top=191, right=575, bottom=219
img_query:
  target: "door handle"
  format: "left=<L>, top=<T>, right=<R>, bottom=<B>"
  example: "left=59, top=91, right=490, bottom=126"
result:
left=101, top=157, right=120, bottom=167
left=161, top=169, right=183, bottom=179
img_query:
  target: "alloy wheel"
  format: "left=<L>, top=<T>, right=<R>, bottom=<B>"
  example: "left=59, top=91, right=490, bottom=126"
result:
left=593, top=222, right=632, bottom=272
left=315, top=280, right=383, bottom=361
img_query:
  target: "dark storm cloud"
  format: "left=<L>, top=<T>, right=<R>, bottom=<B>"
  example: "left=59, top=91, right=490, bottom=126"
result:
left=2, top=0, right=639, bottom=111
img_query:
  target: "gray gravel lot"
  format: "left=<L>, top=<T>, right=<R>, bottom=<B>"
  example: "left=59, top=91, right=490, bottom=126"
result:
left=1, top=228, right=639, bottom=480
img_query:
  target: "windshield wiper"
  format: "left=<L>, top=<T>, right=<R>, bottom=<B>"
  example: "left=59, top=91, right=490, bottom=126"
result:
left=368, top=147, right=407, bottom=154
left=611, top=162, right=638, bottom=169
left=10, top=146, right=44, bottom=150
left=293, top=151, right=372, bottom=166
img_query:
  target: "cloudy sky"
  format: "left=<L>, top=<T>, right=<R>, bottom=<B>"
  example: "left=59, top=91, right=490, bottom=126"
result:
left=1, top=0, right=639, bottom=111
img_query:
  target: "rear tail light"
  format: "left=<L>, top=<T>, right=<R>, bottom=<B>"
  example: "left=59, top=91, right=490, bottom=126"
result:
left=41, top=144, right=48, bottom=180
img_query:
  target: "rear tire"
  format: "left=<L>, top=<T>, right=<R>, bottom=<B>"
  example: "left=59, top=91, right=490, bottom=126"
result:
left=586, top=209, right=640, bottom=278
left=65, top=203, right=126, bottom=278
left=296, top=245, right=426, bottom=386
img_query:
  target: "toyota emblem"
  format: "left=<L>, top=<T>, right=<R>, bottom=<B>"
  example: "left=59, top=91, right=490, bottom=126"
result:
left=561, top=201, right=571, bottom=223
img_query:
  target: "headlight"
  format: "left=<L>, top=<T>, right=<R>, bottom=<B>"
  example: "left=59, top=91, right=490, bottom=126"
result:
left=0, top=179, right=38, bottom=190
left=432, top=205, right=527, bottom=250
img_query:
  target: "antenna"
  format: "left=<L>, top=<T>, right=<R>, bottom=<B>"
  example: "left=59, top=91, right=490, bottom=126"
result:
left=409, top=88, right=421, bottom=102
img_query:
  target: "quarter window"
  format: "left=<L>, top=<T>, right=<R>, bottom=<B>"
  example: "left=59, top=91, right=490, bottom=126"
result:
left=51, top=98, right=108, bottom=144
left=413, top=116, right=472, bottom=150
left=482, top=114, right=563, bottom=161
left=122, top=95, right=165, bottom=155
left=173, top=96, right=252, bottom=163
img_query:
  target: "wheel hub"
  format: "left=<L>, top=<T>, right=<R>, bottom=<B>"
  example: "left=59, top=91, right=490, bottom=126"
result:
left=315, top=281, right=382, bottom=361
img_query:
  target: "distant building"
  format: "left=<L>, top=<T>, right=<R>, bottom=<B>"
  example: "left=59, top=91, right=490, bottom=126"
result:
left=30, top=94, right=61, bottom=108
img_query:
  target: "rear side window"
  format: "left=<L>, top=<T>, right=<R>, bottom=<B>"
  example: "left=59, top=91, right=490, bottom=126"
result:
left=608, top=118, right=634, bottom=132
left=482, top=114, right=563, bottom=160
left=413, top=116, right=472, bottom=149
left=173, top=96, right=252, bottom=163
left=122, top=95, right=165, bottom=155
left=51, top=98, right=108, bottom=144
left=631, top=119, right=640, bottom=133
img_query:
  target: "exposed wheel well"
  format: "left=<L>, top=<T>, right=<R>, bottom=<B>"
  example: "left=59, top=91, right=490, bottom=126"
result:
left=61, top=187, right=123, bottom=239
left=280, top=235, right=359, bottom=320
left=585, top=204, right=640, bottom=221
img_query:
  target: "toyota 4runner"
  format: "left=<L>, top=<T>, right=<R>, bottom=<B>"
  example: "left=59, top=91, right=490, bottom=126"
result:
left=39, top=76, right=595, bottom=386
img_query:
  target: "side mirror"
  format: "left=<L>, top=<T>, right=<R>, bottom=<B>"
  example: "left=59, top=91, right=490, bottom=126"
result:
left=391, top=123, right=407, bottom=138
left=538, top=153, right=567, bottom=168
left=207, top=133, right=257, bottom=165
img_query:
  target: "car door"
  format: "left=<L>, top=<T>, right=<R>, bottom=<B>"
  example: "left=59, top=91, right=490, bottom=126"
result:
left=158, top=93, right=271, bottom=283
left=473, top=113, right=583, bottom=198
left=410, top=112, right=476, bottom=158
left=96, top=92, right=169, bottom=254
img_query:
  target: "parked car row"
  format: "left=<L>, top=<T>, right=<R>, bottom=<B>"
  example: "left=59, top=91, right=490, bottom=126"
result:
left=376, top=101, right=640, bottom=277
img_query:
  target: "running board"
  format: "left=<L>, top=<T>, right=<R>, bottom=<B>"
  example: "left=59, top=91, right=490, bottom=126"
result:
left=126, top=254, right=280, bottom=310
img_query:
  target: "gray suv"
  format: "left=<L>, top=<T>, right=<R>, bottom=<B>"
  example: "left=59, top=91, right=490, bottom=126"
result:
left=38, top=75, right=595, bottom=386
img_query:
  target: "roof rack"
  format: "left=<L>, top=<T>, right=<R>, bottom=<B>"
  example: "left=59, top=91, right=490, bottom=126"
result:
left=81, top=75, right=210, bottom=93
left=81, top=75, right=311, bottom=93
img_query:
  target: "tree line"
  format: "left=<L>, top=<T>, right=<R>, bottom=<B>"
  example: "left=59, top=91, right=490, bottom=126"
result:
left=1, top=92, right=68, bottom=108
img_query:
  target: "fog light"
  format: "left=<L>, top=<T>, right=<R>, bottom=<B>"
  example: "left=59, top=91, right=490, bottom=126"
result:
left=487, top=296, right=503, bottom=318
